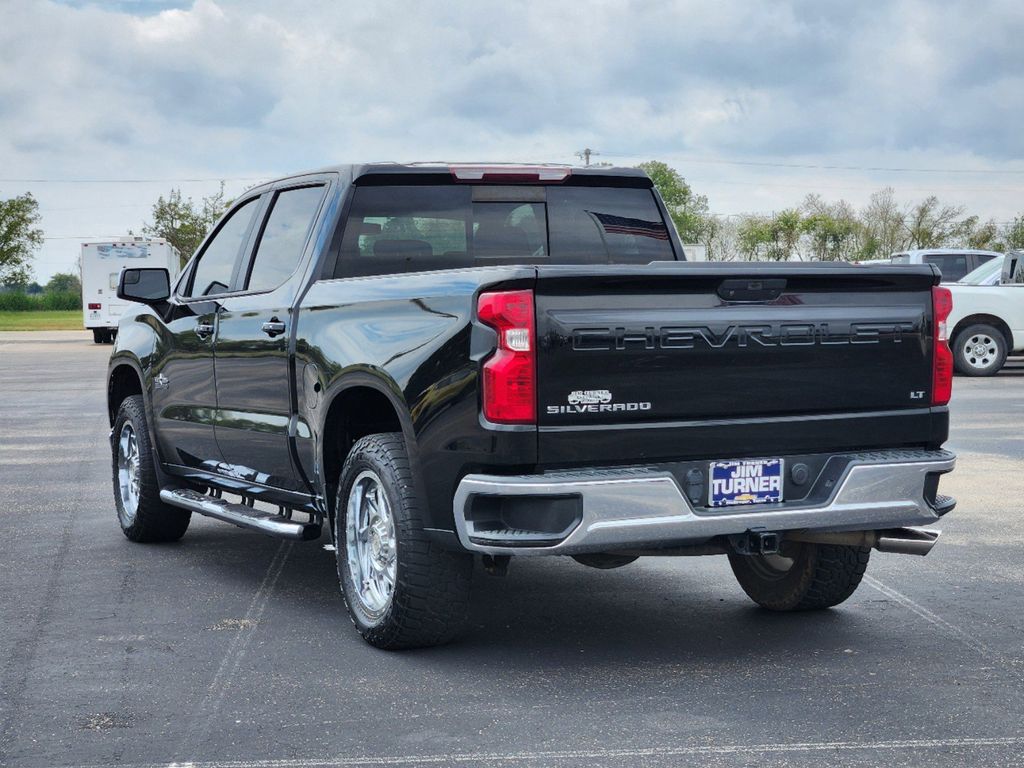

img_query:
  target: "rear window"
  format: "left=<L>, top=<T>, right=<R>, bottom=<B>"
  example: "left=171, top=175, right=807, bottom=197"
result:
left=335, top=185, right=674, bottom=278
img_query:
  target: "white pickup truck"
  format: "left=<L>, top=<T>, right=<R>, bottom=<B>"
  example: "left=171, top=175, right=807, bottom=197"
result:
left=946, top=251, right=1024, bottom=375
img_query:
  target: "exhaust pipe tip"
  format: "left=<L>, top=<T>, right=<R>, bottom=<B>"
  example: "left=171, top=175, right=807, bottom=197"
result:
left=875, top=527, right=941, bottom=556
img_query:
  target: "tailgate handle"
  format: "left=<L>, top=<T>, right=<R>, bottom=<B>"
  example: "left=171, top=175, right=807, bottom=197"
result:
left=717, top=278, right=786, bottom=302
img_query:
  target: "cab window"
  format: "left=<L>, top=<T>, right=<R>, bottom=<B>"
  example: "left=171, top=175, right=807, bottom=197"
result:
left=185, top=198, right=260, bottom=298
left=245, top=186, right=326, bottom=292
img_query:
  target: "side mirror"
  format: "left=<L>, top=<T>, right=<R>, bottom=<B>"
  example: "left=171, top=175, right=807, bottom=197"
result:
left=117, top=268, right=170, bottom=304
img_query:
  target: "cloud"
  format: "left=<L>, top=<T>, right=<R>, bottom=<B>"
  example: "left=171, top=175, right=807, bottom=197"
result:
left=3, top=0, right=1024, bottom=280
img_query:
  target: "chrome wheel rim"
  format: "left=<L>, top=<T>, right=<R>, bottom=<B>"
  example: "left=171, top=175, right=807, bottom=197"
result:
left=962, top=334, right=998, bottom=370
left=345, top=470, right=397, bottom=614
left=117, top=422, right=141, bottom=525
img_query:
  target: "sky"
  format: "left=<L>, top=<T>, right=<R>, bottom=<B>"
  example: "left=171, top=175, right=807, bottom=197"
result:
left=2, top=0, right=1023, bottom=282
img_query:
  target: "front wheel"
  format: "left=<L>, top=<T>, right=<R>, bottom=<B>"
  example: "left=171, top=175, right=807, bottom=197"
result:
left=335, top=433, right=472, bottom=649
left=953, top=324, right=1007, bottom=376
left=728, top=542, right=869, bottom=611
left=112, top=395, right=191, bottom=542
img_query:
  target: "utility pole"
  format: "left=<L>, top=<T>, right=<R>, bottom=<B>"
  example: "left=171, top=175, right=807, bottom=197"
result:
left=575, top=148, right=599, bottom=167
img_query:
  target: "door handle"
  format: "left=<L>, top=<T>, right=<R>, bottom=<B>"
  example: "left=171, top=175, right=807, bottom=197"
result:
left=195, top=322, right=215, bottom=339
left=261, top=318, right=287, bottom=338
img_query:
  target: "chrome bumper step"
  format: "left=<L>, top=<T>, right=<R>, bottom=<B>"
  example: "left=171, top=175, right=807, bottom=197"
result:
left=454, top=450, right=956, bottom=556
left=160, top=488, right=321, bottom=541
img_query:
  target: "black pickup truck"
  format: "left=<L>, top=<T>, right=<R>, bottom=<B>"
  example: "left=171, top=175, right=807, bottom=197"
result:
left=108, top=163, right=957, bottom=649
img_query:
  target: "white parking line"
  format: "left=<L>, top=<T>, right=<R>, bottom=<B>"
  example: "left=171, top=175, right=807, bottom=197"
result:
left=53, top=735, right=1024, bottom=768
left=863, top=574, right=1000, bottom=662
left=172, top=541, right=293, bottom=762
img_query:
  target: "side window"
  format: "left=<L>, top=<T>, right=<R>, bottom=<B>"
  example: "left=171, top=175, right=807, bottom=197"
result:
left=186, top=198, right=260, bottom=297
left=245, top=186, right=326, bottom=292
left=926, top=254, right=968, bottom=281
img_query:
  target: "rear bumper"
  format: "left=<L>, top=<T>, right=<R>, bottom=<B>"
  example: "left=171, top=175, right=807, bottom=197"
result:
left=452, top=449, right=956, bottom=555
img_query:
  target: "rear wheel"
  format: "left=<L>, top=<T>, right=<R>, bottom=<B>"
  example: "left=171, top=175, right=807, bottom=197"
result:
left=92, top=329, right=105, bottom=344
left=953, top=323, right=1007, bottom=376
left=335, top=433, right=472, bottom=649
left=112, top=395, right=191, bottom=542
left=728, top=542, right=869, bottom=611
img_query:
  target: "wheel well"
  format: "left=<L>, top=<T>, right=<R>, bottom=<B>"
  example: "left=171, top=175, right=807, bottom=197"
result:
left=951, top=314, right=1012, bottom=350
left=108, top=365, right=143, bottom=425
left=321, top=386, right=405, bottom=517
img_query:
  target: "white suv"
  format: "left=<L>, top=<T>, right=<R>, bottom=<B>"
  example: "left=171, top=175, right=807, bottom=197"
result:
left=946, top=251, right=1024, bottom=375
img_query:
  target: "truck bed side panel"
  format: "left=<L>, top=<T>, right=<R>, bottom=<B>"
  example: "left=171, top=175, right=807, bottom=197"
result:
left=294, top=267, right=536, bottom=531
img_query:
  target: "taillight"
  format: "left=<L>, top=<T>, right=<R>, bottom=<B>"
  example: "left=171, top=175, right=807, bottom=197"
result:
left=477, top=289, right=536, bottom=424
left=932, top=286, right=953, bottom=406
left=450, top=165, right=571, bottom=183
left=88, top=303, right=101, bottom=310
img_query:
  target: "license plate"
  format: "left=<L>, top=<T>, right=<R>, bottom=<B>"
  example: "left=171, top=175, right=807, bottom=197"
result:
left=709, top=459, right=784, bottom=507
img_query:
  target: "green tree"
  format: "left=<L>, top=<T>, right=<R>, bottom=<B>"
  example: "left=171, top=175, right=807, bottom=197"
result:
left=858, top=187, right=907, bottom=259
left=904, top=196, right=969, bottom=249
left=45, top=271, right=82, bottom=295
left=735, top=209, right=804, bottom=261
left=637, top=161, right=710, bottom=243
left=142, top=183, right=231, bottom=266
left=960, top=217, right=1001, bottom=250
left=1002, top=215, right=1024, bottom=250
left=736, top=216, right=774, bottom=260
left=773, top=209, right=803, bottom=259
left=0, top=192, right=44, bottom=286
left=698, top=214, right=737, bottom=261
left=800, top=195, right=859, bottom=261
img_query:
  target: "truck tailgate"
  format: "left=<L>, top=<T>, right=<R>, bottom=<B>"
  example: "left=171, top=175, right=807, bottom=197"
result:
left=534, top=262, right=942, bottom=464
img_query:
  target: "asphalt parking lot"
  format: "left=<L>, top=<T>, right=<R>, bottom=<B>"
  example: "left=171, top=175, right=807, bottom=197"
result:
left=1, top=331, right=1022, bottom=768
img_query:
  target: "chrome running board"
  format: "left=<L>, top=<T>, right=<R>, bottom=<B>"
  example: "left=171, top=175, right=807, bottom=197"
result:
left=160, top=488, right=321, bottom=541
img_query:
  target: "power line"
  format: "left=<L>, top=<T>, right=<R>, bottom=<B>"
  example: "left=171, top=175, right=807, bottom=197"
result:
left=0, top=176, right=267, bottom=184
left=39, top=204, right=152, bottom=212
left=690, top=178, right=1024, bottom=193
left=599, top=152, right=1024, bottom=175
left=41, top=235, right=127, bottom=240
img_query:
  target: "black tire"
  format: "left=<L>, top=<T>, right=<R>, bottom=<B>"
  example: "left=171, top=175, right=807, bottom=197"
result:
left=728, top=542, right=869, bottom=611
left=111, top=395, right=191, bottom=543
left=92, top=329, right=105, bottom=344
left=335, top=432, right=472, bottom=649
left=953, top=323, right=1007, bottom=377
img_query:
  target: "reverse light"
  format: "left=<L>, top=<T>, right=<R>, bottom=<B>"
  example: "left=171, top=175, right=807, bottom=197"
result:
left=450, top=165, right=571, bottom=184
left=932, top=285, right=953, bottom=406
left=477, top=289, right=536, bottom=424
left=88, top=303, right=101, bottom=310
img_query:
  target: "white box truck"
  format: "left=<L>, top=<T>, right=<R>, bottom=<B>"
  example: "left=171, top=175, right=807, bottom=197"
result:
left=81, top=237, right=181, bottom=343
